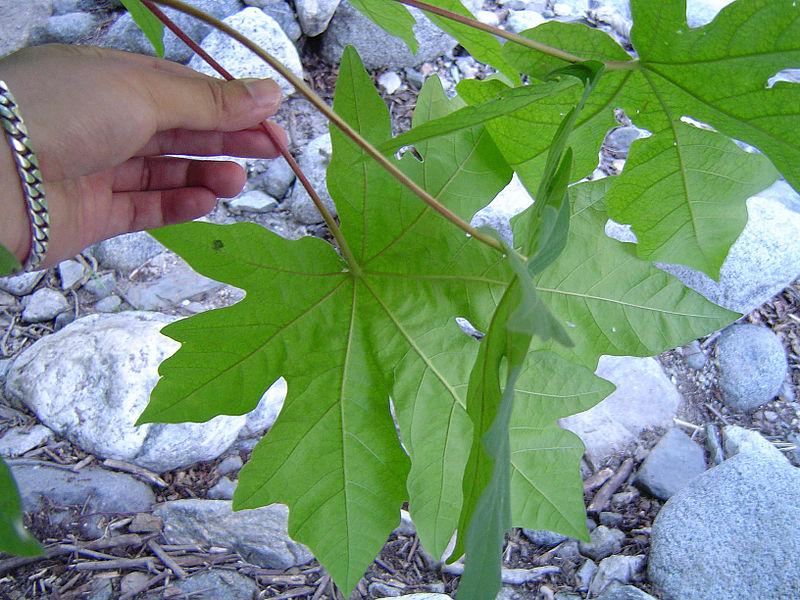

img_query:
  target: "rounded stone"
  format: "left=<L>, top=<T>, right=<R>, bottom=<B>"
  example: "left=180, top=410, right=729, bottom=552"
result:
left=648, top=452, right=800, bottom=600
left=716, top=324, right=787, bottom=411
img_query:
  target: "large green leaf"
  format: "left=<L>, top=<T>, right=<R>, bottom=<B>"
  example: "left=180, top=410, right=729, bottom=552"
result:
left=120, top=0, right=165, bottom=57
left=0, top=458, right=42, bottom=556
left=139, top=43, right=739, bottom=598
left=526, top=178, right=737, bottom=368
left=500, top=0, right=800, bottom=276
left=140, top=48, right=513, bottom=592
left=606, top=123, right=777, bottom=278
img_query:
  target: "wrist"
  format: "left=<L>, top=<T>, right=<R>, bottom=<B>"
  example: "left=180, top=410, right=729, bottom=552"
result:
left=0, top=139, right=30, bottom=264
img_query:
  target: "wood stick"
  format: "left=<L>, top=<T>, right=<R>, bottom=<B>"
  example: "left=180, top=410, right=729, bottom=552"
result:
left=70, top=558, right=155, bottom=572
left=582, top=467, right=613, bottom=493
left=102, top=458, right=168, bottom=488
left=587, top=458, right=634, bottom=514
left=147, top=540, right=187, bottom=580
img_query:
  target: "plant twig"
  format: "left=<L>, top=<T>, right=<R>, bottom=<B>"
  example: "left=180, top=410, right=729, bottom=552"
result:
left=147, top=0, right=505, bottom=255
left=141, top=0, right=361, bottom=272
left=393, top=0, right=638, bottom=71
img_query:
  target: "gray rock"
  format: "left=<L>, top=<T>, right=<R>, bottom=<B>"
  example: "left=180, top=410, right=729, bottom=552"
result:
left=54, top=311, right=76, bottom=331
left=258, top=0, right=302, bottom=41
left=521, top=528, right=568, bottom=548
left=686, top=0, right=735, bottom=27
left=560, top=356, right=682, bottom=468
left=153, top=499, right=313, bottom=568
left=723, top=425, right=788, bottom=464
left=554, top=594, right=582, bottom=600
left=395, top=509, right=415, bottom=536
left=22, top=288, right=69, bottom=323
left=122, top=262, right=223, bottom=311
left=52, top=0, right=120, bottom=13
left=86, top=578, right=114, bottom=600
left=369, top=582, right=405, bottom=597
left=378, top=70, right=403, bottom=94
left=83, top=273, right=116, bottom=299
left=716, top=324, right=788, bottom=411
left=207, top=476, right=237, bottom=499
left=288, top=133, right=335, bottom=224
left=217, top=454, right=244, bottom=475
left=587, top=0, right=632, bottom=40
left=0, top=290, right=16, bottom=307
left=10, top=459, right=155, bottom=514
left=249, top=158, right=296, bottom=199
left=595, top=585, right=657, bottom=600
left=604, top=126, right=647, bottom=159
left=296, top=0, right=340, bottom=36
left=376, top=596, right=450, bottom=600
left=552, top=0, right=589, bottom=18
left=505, top=10, right=545, bottom=34
left=0, top=425, right=52, bottom=457
left=599, top=512, right=624, bottom=528
left=239, top=377, right=286, bottom=438
left=5, top=313, right=247, bottom=472
left=101, top=0, right=243, bottom=63
left=635, top=428, right=706, bottom=500
left=648, top=452, right=800, bottom=600
left=93, top=232, right=164, bottom=273
left=501, top=567, right=561, bottom=585
left=188, top=8, right=303, bottom=96
left=227, top=190, right=278, bottom=214
left=167, top=571, right=258, bottom=600
left=575, top=558, right=597, bottom=592
left=578, top=526, right=625, bottom=561
left=682, top=339, right=707, bottom=370
left=94, top=295, right=122, bottom=313
left=30, top=12, right=100, bottom=44
left=58, top=260, right=85, bottom=290
left=758, top=179, right=800, bottom=213
left=321, top=1, right=457, bottom=70
left=660, top=193, right=800, bottom=314
left=0, top=0, right=51, bottom=57
left=588, top=555, right=646, bottom=597
left=0, top=271, right=44, bottom=296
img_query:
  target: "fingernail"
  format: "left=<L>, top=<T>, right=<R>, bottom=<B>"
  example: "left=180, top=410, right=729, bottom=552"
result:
left=242, top=78, right=281, bottom=110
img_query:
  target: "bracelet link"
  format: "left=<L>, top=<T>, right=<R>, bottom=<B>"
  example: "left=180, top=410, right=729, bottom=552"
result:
left=0, top=79, right=49, bottom=272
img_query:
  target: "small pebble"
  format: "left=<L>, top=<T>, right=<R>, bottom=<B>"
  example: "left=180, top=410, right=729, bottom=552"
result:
left=22, top=288, right=70, bottom=323
left=378, top=71, right=403, bottom=94
left=207, top=476, right=237, bottom=500
left=217, top=454, right=244, bottom=476
left=58, top=259, right=85, bottom=290
left=95, top=295, right=122, bottom=313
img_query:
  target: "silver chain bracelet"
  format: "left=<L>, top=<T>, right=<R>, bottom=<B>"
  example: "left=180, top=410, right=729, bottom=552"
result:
left=0, top=80, right=49, bottom=271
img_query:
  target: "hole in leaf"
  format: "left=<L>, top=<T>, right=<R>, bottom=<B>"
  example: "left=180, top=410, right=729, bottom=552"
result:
left=767, top=69, right=800, bottom=88
left=456, top=317, right=484, bottom=340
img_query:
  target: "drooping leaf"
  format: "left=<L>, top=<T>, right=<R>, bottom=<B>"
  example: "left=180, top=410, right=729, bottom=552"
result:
left=606, top=123, right=777, bottom=279
left=375, top=78, right=577, bottom=156
left=119, top=0, right=165, bottom=57
left=0, top=458, right=42, bottom=556
left=501, top=0, right=800, bottom=276
left=455, top=284, right=527, bottom=600
left=141, top=48, right=513, bottom=592
left=348, top=0, right=419, bottom=54
left=0, top=244, right=21, bottom=277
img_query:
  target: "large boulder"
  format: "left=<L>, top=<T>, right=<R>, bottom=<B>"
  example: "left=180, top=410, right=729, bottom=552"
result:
left=153, top=499, right=312, bottom=569
left=648, top=452, right=800, bottom=600
left=5, top=313, right=248, bottom=472
left=659, top=188, right=800, bottom=314
left=101, top=0, right=243, bottom=63
left=560, top=356, right=682, bottom=468
left=0, top=0, right=51, bottom=58
left=321, top=1, right=458, bottom=70
left=188, top=8, right=303, bottom=96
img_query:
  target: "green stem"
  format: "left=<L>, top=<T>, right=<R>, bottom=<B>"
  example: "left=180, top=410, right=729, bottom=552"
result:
left=393, top=0, right=638, bottom=71
left=150, top=0, right=505, bottom=255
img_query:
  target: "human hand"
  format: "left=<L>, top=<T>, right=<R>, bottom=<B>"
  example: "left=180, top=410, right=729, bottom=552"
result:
left=0, top=44, right=286, bottom=268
